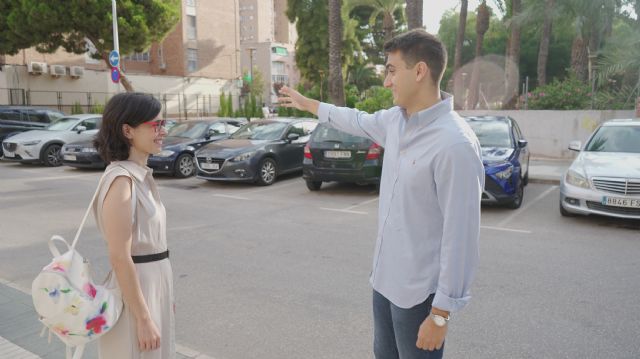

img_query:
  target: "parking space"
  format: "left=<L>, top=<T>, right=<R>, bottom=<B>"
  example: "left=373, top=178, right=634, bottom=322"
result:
left=1, top=161, right=639, bottom=359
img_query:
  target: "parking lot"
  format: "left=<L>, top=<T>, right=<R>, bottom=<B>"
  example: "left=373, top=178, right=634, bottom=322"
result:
left=1, top=161, right=639, bottom=359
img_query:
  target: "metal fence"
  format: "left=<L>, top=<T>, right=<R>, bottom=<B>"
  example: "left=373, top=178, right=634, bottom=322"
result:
left=0, top=88, right=232, bottom=121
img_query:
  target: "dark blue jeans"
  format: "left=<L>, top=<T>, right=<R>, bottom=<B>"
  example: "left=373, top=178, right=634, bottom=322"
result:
left=373, top=290, right=444, bottom=359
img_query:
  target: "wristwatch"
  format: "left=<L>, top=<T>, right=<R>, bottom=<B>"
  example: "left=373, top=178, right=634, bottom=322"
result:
left=430, top=313, right=450, bottom=327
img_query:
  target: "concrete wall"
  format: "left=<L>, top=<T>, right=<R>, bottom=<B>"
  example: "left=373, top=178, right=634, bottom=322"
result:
left=460, top=110, right=637, bottom=159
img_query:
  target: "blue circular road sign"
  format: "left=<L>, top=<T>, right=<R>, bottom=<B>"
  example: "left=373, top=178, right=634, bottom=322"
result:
left=109, top=50, right=120, bottom=67
left=111, top=67, right=120, bottom=83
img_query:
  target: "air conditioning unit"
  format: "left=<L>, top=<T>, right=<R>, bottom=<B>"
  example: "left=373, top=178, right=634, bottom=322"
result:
left=28, top=62, right=48, bottom=75
left=50, top=65, right=67, bottom=77
left=159, top=62, right=167, bottom=70
left=70, top=66, right=85, bottom=78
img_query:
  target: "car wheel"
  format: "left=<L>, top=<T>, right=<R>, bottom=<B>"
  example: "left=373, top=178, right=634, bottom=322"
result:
left=174, top=153, right=195, bottom=178
left=256, top=158, right=277, bottom=186
left=42, top=144, right=62, bottom=167
left=506, top=179, right=524, bottom=209
left=306, top=180, right=322, bottom=191
left=522, top=170, right=529, bottom=186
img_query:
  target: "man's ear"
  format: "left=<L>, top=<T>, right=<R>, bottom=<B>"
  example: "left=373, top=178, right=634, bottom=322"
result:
left=415, top=61, right=430, bottom=83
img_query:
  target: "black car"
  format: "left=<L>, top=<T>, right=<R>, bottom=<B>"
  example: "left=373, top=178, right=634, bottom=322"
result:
left=148, top=118, right=246, bottom=177
left=0, top=106, right=65, bottom=157
left=195, top=118, right=318, bottom=185
left=464, top=116, right=530, bottom=209
left=61, top=139, right=106, bottom=169
left=302, top=123, right=383, bottom=191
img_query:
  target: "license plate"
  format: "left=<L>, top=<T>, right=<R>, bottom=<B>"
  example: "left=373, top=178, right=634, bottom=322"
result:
left=202, top=162, right=220, bottom=170
left=63, top=154, right=76, bottom=161
left=602, top=196, right=640, bottom=208
left=324, top=150, right=351, bottom=159
left=4, top=152, right=15, bottom=158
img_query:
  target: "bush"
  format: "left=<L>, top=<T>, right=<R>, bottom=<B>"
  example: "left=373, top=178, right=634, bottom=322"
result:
left=219, top=92, right=227, bottom=116
left=71, top=102, right=83, bottom=114
left=354, top=86, right=393, bottom=113
left=527, top=75, right=591, bottom=110
left=90, top=102, right=104, bottom=114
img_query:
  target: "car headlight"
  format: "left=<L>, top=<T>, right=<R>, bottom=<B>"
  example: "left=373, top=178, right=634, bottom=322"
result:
left=494, top=165, right=513, bottom=180
left=565, top=169, right=590, bottom=189
left=155, top=150, right=175, bottom=158
left=21, top=140, right=41, bottom=146
left=231, top=151, right=255, bottom=162
left=81, top=147, right=97, bottom=153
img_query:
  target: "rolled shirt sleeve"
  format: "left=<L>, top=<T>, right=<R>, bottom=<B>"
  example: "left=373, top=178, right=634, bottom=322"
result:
left=317, top=102, right=388, bottom=146
left=432, top=142, right=484, bottom=313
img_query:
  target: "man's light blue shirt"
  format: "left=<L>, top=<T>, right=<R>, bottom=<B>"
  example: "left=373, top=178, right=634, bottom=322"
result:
left=317, top=94, right=484, bottom=312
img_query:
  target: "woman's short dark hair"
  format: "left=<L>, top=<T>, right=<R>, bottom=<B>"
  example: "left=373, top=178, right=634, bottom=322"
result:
left=383, top=29, right=447, bottom=86
left=94, top=92, right=162, bottom=163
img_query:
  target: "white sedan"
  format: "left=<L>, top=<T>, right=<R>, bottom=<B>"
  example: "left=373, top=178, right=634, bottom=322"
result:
left=1, top=114, right=102, bottom=166
left=560, top=119, right=640, bottom=219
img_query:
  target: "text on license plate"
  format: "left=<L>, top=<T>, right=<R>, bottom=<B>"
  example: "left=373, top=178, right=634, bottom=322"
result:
left=602, top=196, right=640, bottom=208
left=63, top=154, right=76, bottom=161
left=202, top=162, right=220, bottom=170
left=324, top=150, right=351, bottom=159
left=4, top=151, right=15, bottom=158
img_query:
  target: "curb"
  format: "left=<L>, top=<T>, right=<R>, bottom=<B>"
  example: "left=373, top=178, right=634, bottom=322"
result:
left=528, top=178, right=561, bottom=185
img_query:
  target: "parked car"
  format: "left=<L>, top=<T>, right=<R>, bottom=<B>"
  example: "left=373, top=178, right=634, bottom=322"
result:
left=0, top=106, right=65, bottom=157
left=302, top=123, right=383, bottom=191
left=195, top=118, right=318, bottom=185
left=148, top=118, right=246, bottom=177
left=60, top=139, right=106, bottom=169
left=2, top=114, right=101, bottom=166
left=60, top=119, right=179, bottom=170
left=464, top=116, right=530, bottom=209
left=560, top=119, right=640, bottom=219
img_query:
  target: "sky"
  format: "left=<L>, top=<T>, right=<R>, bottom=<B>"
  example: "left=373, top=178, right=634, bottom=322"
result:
left=422, top=0, right=502, bottom=34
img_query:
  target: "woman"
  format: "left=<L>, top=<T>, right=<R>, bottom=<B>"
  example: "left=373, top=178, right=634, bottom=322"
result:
left=93, top=92, right=174, bottom=358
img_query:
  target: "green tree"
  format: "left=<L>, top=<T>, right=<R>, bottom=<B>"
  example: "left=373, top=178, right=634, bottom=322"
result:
left=346, top=0, right=406, bottom=43
left=219, top=92, right=228, bottom=116
left=354, top=86, right=393, bottom=113
left=405, top=0, right=423, bottom=29
left=329, top=0, right=346, bottom=106
left=1, top=0, right=180, bottom=92
left=349, top=4, right=406, bottom=65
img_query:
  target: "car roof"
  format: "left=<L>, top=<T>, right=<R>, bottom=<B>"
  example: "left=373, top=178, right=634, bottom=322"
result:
left=463, top=116, right=511, bottom=123
left=250, top=117, right=317, bottom=124
left=0, top=106, right=64, bottom=113
left=602, top=118, right=640, bottom=127
left=58, top=114, right=103, bottom=120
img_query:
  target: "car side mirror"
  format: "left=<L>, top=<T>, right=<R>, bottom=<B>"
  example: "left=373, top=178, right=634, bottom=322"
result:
left=517, top=139, right=528, bottom=148
left=76, top=125, right=87, bottom=133
left=568, top=140, right=581, bottom=152
left=287, top=133, right=300, bottom=142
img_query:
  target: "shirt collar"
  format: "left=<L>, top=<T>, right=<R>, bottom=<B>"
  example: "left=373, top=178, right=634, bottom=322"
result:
left=115, top=160, right=152, bottom=182
left=403, top=91, right=454, bottom=126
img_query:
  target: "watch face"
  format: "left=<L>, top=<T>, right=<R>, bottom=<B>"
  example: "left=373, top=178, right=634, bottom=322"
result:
left=432, top=315, right=446, bottom=327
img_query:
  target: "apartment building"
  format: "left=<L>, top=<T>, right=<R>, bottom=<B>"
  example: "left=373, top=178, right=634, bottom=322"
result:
left=239, top=0, right=300, bottom=105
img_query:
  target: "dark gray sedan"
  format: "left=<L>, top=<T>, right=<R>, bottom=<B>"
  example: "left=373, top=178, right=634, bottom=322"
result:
left=195, top=118, right=318, bottom=185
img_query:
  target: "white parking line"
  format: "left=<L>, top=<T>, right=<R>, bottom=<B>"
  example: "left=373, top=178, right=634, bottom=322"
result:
left=497, top=185, right=558, bottom=227
left=213, top=194, right=250, bottom=200
left=344, top=197, right=379, bottom=211
left=481, top=225, right=532, bottom=234
left=240, top=179, right=302, bottom=195
left=23, top=173, right=99, bottom=183
left=319, top=207, right=369, bottom=215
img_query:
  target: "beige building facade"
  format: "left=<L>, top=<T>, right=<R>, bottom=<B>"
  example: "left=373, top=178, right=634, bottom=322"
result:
left=0, top=0, right=244, bottom=116
left=239, top=0, right=300, bottom=105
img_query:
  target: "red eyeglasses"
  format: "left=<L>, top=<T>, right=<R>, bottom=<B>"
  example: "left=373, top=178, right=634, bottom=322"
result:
left=143, top=119, right=166, bottom=132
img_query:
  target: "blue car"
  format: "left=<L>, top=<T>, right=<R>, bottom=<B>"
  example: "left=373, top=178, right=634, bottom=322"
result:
left=464, top=116, right=530, bottom=209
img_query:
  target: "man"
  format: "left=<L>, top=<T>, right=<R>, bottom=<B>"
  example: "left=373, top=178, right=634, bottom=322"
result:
left=279, top=29, right=484, bottom=358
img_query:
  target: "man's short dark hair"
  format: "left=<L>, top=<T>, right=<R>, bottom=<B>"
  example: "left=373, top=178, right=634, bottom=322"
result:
left=94, top=92, right=162, bottom=163
left=383, top=29, right=447, bottom=86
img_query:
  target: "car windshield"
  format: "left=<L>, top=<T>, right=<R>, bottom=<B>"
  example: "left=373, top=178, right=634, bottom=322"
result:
left=585, top=125, right=640, bottom=153
left=230, top=122, right=287, bottom=140
left=312, top=124, right=369, bottom=144
left=167, top=122, right=210, bottom=139
left=466, top=119, right=513, bottom=147
left=47, top=117, right=78, bottom=131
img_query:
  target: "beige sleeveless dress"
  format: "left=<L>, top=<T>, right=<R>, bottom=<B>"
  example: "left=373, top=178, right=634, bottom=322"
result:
left=93, top=160, right=175, bottom=359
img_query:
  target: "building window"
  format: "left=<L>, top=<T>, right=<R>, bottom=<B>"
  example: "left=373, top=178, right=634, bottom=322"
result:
left=187, top=49, right=198, bottom=72
left=271, top=46, right=288, bottom=56
left=123, top=51, right=150, bottom=62
left=186, top=0, right=196, bottom=7
left=272, top=74, right=289, bottom=85
left=187, top=15, right=197, bottom=40
left=272, top=61, right=285, bottom=75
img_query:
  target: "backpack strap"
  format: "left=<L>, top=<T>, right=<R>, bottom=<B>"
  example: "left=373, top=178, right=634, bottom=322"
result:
left=70, top=166, right=136, bottom=250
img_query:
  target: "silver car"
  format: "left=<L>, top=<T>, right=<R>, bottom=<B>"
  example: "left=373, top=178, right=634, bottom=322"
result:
left=560, top=119, right=640, bottom=219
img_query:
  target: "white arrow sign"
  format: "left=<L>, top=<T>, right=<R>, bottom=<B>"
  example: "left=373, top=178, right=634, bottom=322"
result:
left=109, top=50, right=120, bottom=67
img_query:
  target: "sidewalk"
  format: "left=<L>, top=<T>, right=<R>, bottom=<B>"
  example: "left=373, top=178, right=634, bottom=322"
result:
left=527, top=157, right=573, bottom=185
left=0, top=280, right=210, bottom=359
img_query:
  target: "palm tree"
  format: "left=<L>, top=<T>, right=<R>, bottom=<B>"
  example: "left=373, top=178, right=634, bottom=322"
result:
left=405, top=0, right=423, bottom=29
left=468, top=1, right=490, bottom=109
left=537, top=0, right=555, bottom=86
left=347, top=0, right=405, bottom=42
left=329, top=0, right=346, bottom=106
left=503, top=0, right=521, bottom=108
left=453, top=0, right=468, bottom=108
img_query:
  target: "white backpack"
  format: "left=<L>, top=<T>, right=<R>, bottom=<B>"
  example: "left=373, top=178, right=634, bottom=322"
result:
left=32, top=168, right=130, bottom=359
